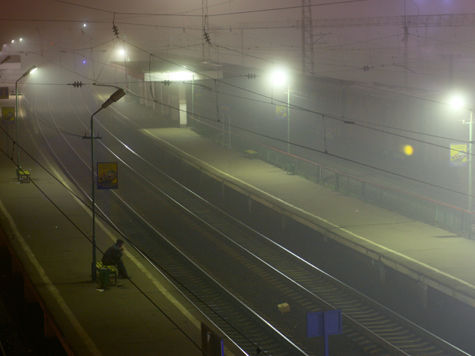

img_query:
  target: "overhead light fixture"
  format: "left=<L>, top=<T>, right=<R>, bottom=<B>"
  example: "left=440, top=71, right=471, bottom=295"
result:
left=145, top=70, right=194, bottom=82
left=268, top=66, right=289, bottom=88
left=447, top=93, right=467, bottom=112
left=117, top=47, right=126, bottom=57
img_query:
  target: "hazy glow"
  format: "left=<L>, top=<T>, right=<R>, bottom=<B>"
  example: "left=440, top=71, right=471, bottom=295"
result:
left=30, top=67, right=38, bottom=74
left=448, top=93, right=467, bottom=111
left=145, top=71, right=194, bottom=82
left=403, top=144, right=414, bottom=156
left=268, top=66, right=289, bottom=88
left=19, top=38, right=23, bottom=42
left=83, top=23, right=87, bottom=28
left=11, top=39, right=15, bottom=44
left=117, top=47, right=126, bottom=58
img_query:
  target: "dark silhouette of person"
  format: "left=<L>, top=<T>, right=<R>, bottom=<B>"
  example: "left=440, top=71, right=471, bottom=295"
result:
left=102, top=239, right=129, bottom=279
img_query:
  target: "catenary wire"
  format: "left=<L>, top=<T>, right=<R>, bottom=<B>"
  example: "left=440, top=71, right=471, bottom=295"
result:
left=121, top=87, right=474, bottom=200
left=53, top=0, right=370, bottom=18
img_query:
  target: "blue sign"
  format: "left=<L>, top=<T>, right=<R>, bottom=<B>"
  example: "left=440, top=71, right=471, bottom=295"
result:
left=307, top=310, right=342, bottom=338
left=307, top=310, right=342, bottom=356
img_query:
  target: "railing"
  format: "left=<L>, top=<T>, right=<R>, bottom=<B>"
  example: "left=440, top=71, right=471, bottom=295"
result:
left=190, top=118, right=474, bottom=238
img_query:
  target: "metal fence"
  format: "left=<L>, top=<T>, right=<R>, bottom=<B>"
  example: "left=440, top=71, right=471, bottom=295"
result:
left=190, top=118, right=473, bottom=238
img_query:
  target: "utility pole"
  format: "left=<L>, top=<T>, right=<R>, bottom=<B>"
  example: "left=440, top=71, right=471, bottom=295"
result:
left=403, top=0, right=409, bottom=87
left=202, top=0, right=210, bottom=61
left=301, top=0, right=315, bottom=74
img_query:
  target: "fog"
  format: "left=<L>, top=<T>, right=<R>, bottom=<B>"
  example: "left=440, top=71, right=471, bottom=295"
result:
left=2, top=2, right=475, bottom=353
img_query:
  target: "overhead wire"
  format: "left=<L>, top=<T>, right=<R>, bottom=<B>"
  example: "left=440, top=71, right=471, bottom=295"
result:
left=53, top=0, right=370, bottom=18
left=13, top=16, right=475, bottom=182
left=121, top=87, right=472, bottom=199
left=120, top=36, right=470, bottom=145
left=17, top=37, right=470, bottom=159
left=21, top=36, right=470, bottom=156
left=51, top=83, right=279, bottom=354
left=0, top=122, right=205, bottom=354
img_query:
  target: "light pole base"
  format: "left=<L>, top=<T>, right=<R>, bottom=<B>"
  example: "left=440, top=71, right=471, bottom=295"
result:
left=91, top=261, right=97, bottom=282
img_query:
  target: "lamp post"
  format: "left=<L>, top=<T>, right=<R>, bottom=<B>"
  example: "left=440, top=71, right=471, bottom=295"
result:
left=15, top=65, right=37, bottom=173
left=448, top=93, right=473, bottom=237
left=469, top=111, right=473, bottom=222
left=88, top=88, right=126, bottom=281
left=268, top=66, right=290, bottom=152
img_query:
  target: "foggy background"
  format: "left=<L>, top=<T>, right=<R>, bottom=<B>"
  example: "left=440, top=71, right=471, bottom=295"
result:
left=2, top=0, right=475, bottom=218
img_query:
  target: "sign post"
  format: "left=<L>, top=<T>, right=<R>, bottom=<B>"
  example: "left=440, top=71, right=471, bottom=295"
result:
left=306, top=310, right=342, bottom=356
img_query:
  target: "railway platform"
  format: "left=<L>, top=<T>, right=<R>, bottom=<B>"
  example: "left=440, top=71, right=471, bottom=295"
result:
left=0, top=150, right=203, bottom=355
left=143, top=127, right=475, bottom=309
left=1, top=122, right=475, bottom=355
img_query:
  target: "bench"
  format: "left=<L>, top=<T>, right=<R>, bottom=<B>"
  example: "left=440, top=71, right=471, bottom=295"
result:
left=244, top=149, right=258, bottom=158
left=96, top=261, right=118, bottom=289
left=16, top=168, right=31, bottom=183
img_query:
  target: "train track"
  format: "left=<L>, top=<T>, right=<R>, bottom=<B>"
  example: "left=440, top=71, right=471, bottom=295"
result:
left=25, top=86, right=469, bottom=355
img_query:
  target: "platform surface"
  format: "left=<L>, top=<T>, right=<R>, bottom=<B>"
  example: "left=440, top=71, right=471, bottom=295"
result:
left=0, top=149, right=202, bottom=355
left=1, top=125, right=475, bottom=355
left=143, top=127, right=475, bottom=306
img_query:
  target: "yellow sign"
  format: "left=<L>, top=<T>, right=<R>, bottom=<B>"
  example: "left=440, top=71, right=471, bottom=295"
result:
left=1, top=106, right=15, bottom=121
left=450, top=143, right=467, bottom=166
left=97, top=162, right=118, bottom=189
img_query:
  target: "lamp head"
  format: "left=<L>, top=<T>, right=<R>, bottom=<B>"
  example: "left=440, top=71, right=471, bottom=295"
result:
left=101, top=88, right=126, bottom=108
left=17, top=65, right=38, bottom=82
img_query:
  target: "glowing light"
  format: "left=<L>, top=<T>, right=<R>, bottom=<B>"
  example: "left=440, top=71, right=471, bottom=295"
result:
left=166, top=71, right=193, bottom=81
left=447, top=93, right=467, bottom=111
left=117, top=47, right=126, bottom=57
left=145, top=71, right=194, bottom=82
left=19, top=38, right=23, bottom=42
left=83, top=23, right=87, bottom=28
left=403, top=144, right=414, bottom=156
left=82, top=58, right=87, bottom=64
left=11, top=39, right=15, bottom=44
left=268, top=66, right=289, bottom=88
left=30, top=67, right=38, bottom=74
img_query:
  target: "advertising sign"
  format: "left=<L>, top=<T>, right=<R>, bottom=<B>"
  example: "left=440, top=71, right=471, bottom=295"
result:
left=97, top=162, right=118, bottom=189
left=1, top=106, right=15, bottom=120
left=450, top=143, right=467, bottom=167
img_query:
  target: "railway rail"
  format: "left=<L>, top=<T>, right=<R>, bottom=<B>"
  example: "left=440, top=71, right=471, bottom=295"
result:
left=21, top=86, right=469, bottom=355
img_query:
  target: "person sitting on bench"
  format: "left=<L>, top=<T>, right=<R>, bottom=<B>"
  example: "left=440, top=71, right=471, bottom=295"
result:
left=102, top=239, right=130, bottom=279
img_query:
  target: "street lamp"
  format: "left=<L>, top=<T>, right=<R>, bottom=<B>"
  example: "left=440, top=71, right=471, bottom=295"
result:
left=448, top=93, right=473, bottom=237
left=268, top=66, right=291, bottom=152
left=15, top=65, right=37, bottom=175
left=88, top=88, right=126, bottom=281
